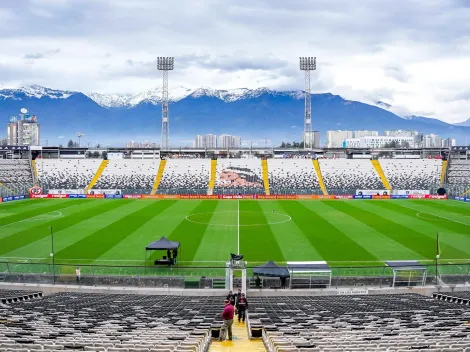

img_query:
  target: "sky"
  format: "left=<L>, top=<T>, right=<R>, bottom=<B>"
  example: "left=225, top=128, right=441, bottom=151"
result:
left=0, top=0, right=469, bottom=123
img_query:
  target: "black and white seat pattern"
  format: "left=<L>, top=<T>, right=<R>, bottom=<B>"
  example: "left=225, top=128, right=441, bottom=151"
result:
left=158, top=159, right=210, bottom=193
left=0, top=160, right=33, bottom=187
left=0, top=292, right=219, bottom=352
left=37, top=159, right=101, bottom=190
left=381, top=159, right=442, bottom=190
left=268, top=159, right=320, bottom=194
left=249, top=294, right=470, bottom=351
left=448, top=160, right=470, bottom=185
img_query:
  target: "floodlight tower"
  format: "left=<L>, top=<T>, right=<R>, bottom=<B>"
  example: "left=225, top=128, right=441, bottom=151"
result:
left=299, top=57, right=316, bottom=149
left=157, top=57, right=174, bottom=150
left=76, top=132, right=85, bottom=147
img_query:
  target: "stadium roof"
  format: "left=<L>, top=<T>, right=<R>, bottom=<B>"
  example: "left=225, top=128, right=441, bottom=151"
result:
left=146, top=236, right=180, bottom=250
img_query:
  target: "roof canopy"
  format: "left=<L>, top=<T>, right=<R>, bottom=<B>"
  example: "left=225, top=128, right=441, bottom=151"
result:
left=253, top=260, right=290, bottom=278
left=146, top=236, right=180, bottom=251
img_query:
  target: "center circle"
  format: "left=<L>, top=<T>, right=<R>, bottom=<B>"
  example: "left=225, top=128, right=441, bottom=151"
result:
left=185, top=211, right=292, bottom=226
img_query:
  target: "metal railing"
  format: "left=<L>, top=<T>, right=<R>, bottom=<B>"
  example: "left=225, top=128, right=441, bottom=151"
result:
left=1, top=261, right=469, bottom=289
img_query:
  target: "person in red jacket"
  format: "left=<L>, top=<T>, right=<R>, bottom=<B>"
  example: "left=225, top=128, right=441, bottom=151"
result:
left=236, top=293, right=248, bottom=323
left=220, top=299, right=234, bottom=341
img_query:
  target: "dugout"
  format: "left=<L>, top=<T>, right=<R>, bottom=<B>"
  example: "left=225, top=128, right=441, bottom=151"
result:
left=386, top=260, right=427, bottom=287
left=287, top=261, right=332, bottom=289
left=145, top=236, right=180, bottom=266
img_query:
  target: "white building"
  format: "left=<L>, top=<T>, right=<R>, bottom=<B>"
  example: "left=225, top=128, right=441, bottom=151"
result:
left=195, top=134, right=217, bottom=149
left=7, top=116, right=40, bottom=146
left=326, top=130, right=378, bottom=147
left=218, top=134, right=241, bottom=149
left=303, top=131, right=321, bottom=148
left=384, top=130, right=419, bottom=137
left=344, top=136, right=415, bottom=148
left=441, top=138, right=456, bottom=148
left=423, top=134, right=442, bottom=148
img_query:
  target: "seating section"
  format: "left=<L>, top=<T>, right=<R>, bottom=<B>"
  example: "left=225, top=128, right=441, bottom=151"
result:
left=434, top=291, right=470, bottom=305
left=0, top=292, right=217, bottom=352
left=214, top=159, right=264, bottom=194
left=380, top=159, right=442, bottom=190
left=319, top=159, right=384, bottom=191
left=94, top=160, right=160, bottom=191
left=249, top=294, right=470, bottom=351
left=37, top=159, right=101, bottom=190
left=158, top=159, right=211, bottom=193
left=0, top=159, right=33, bottom=187
left=447, top=160, right=470, bottom=185
left=0, top=289, right=42, bottom=304
left=268, top=159, right=321, bottom=194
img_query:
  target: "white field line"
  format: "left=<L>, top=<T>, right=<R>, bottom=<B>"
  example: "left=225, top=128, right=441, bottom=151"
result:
left=399, top=203, right=470, bottom=227
left=0, top=204, right=80, bottom=227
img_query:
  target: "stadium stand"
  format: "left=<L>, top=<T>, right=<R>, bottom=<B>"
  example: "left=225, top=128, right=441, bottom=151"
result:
left=319, top=159, right=385, bottom=192
left=249, top=294, right=470, bottom=351
left=268, top=159, right=321, bottom=194
left=93, top=159, right=160, bottom=191
left=158, top=159, right=211, bottom=194
left=214, top=159, right=265, bottom=194
left=380, top=159, right=442, bottom=190
left=0, top=289, right=42, bottom=304
left=433, top=291, right=470, bottom=305
left=0, top=159, right=34, bottom=188
left=0, top=292, right=213, bottom=352
left=37, top=159, right=101, bottom=190
left=447, top=160, right=470, bottom=185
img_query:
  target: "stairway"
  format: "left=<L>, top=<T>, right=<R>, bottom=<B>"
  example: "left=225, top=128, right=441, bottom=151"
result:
left=85, top=160, right=109, bottom=193
left=440, top=160, right=448, bottom=187
left=207, top=159, right=217, bottom=195
left=261, top=159, right=270, bottom=195
left=371, top=159, right=391, bottom=191
left=31, top=159, right=38, bottom=184
left=150, top=159, right=167, bottom=195
left=312, top=159, right=328, bottom=195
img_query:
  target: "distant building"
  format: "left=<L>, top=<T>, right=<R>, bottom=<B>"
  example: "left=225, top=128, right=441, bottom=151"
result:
left=126, top=141, right=158, bottom=148
left=423, top=134, right=442, bottom=148
left=303, top=131, right=321, bottom=148
left=195, top=134, right=217, bottom=149
left=441, top=138, right=456, bottom=148
left=218, top=134, right=241, bottom=149
left=0, top=136, right=7, bottom=146
left=7, top=113, right=40, bottom=146
left=326, top=130, right=378, bottom=148
left=384, top=130, right=419, bottom=137
left=344, top=136, right=416, bottom=148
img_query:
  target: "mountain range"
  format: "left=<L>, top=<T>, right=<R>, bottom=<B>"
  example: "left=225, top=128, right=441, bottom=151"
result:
left=0, top=85, right=469, bottom=146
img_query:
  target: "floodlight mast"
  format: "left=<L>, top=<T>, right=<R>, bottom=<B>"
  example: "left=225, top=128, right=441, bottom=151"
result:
left=299, top=57, right=316, bottom=149
left=157, top=57, right=174, bottom=150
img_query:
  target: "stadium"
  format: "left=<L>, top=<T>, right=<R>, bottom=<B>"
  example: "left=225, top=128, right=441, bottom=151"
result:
left=1, top=145, right=470, bottom=351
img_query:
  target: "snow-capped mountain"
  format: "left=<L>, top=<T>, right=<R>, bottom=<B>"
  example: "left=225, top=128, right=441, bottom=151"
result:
left=86, top=86, right=305, bottom=108
left=1, top=84, right=469, bottom=146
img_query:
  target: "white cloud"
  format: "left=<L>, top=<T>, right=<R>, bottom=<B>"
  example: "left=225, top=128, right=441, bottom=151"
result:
left=0, top=0, right=469, bottom=123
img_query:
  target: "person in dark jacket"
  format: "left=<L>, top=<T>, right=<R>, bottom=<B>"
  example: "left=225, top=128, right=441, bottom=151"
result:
left=226, top=290, right=236, bottom=306
left=236, top=293, right=248, bottom=323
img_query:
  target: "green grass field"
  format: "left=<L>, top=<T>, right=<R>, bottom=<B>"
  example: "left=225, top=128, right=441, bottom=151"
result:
left=0, top=199, right=469, bottom=271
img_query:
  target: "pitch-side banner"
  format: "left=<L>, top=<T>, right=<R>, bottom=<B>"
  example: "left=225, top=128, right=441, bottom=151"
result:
left=392, top=190, right=430, bottom=195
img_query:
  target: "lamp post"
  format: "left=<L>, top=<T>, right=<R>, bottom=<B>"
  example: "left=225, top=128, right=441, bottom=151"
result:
left=50, top=226, right=55, bottom=284
left=299, top=57, right=316, bottom=149
left=76, top=132, right=85, bottom=147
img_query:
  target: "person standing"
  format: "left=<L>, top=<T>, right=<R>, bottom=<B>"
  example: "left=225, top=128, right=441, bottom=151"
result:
left=226, top=290, right=236, bottom=306
left=220, top=299, right=234, bottom=341
left=75, top=267, right=81, bottom=284
left=236, top=293, right=248, bottom=323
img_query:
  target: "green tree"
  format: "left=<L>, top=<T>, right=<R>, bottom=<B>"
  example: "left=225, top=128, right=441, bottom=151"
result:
left=67, top=139, right=74, bottom=148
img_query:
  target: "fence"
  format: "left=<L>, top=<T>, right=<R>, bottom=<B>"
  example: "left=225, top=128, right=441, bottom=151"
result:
left=1, top=261, right=469, bottom=289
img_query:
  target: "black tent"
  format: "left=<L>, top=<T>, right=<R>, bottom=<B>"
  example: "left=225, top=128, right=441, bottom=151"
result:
left=145, top=236, right=181, bottom=266
left=253, top=260, right=290, bottom=278
left=146, top=236, right=180, bottom=250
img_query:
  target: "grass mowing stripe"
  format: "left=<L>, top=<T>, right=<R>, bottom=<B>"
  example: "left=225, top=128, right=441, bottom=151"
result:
left=55, top=200, right=176, bottom=261
left=0, top=200, right=128, bottom=256
left=324, top=201, right=465, bottom=260
left=240, top=201, right=285, bottom=262
left=281, top=201, right=377, bottom=262
left=0, top=200, right=76, bottom=226
left=414, top=200, right=470, bottom=216
left=167, top=201, right=219, bottom=262
left=371, top=201, right=470, bottom=234
left=0, top=199, right=42, bottom=209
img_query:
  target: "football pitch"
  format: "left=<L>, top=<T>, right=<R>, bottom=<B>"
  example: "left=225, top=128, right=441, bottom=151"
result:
left=0, top=199, right=470, bottom=269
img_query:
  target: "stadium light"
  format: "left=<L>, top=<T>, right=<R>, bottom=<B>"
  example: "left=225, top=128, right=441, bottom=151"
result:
left=299, top=57, right=316, bottom=150
left=76, top=132, right=85, bottom=147
left=157, top=57, right=174, bottom=150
